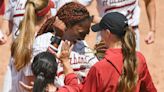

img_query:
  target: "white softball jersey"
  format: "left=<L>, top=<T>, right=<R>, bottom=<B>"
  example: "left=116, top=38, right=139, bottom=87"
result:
left=4, top=0, right=57, bottom=39
left=6, top=57, right=33, bottom=92
left=96, top=0, right=140, bottom=26
left=33, top=32, right=99, bottom=86
left=52, top=0, right=92, bottom=11
left=4, top=0, right=27, bottom=40
left=84, top=0, right=141, bottom=49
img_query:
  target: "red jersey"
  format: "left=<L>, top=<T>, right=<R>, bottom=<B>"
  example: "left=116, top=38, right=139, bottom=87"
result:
left=82, top=48, right=157, bottom=92
left=0, top=0, right=5, bottom=15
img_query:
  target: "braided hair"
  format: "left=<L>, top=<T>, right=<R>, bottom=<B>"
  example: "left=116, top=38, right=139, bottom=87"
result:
left=57, top=2, right=90, bottom=28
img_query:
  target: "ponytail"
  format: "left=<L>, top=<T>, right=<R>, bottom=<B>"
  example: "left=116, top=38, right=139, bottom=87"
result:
left=11, top=2, right=36, bottom=71
left=118, top=27, right=138, bottom=92
left=33, top=72, right=47, bottom=92
left=32, top=52, right=57, bottom=92
left=11, top=0, right=49, bottom=71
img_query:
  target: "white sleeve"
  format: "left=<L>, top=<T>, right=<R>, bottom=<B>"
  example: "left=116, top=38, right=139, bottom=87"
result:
left=33, top=32, right=53, bottom=56
left=23, top=33, right=54, bottom=76
left=77, top=0, right=92, bottom=6
left=22, top=62, right=33, bottom=76
left=3, top=0, right=14, bottom=20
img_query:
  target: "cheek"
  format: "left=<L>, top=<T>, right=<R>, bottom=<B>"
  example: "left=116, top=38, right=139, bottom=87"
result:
left=100, top=31, right=108, bottom=42
left=100, top=31, right=105, bottom=40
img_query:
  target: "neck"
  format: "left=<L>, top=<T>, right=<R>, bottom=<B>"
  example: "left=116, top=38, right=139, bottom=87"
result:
left=35, top=17, right=46, bottom=33
left=46, top=83, right=57, bottom=92
left=107, top=41, right=122, bottom=49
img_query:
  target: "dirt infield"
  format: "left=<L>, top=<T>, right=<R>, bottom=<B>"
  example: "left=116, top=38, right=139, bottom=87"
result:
left=0, top=0, right=164, bottom=91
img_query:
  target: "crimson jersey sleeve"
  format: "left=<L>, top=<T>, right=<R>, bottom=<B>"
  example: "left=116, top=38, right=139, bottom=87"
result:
left=140, top=62, right=157, bottom=92
left=58, top=73, right=81, bottom=92
left=82, top=66, right=103, bottom=92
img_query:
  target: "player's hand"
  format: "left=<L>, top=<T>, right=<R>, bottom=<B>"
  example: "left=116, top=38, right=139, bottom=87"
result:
left=145, top=31, right=155, bottom=44
left=54, top=40, right=73, bottom=63
left=19, top=81, right=34, bottom=92
left=0, top=31, right=7, bottom=45
left=60, top=40, right=72, bottom=63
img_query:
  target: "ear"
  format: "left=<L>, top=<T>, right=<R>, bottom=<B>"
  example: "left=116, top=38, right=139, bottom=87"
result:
left=106, top=29, right=111, bottom=36
left=104, top=29, right=111, bottom=40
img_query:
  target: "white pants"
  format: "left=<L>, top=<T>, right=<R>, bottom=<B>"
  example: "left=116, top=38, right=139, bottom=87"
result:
left=95, top=28, right=140, bottom=50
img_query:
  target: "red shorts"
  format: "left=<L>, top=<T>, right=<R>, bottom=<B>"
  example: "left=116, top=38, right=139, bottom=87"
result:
left=0, top=0, right=5, bottom=15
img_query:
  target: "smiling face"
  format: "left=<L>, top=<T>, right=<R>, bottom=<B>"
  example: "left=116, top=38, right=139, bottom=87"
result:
left=57, top=2, right=92, bottom=43
left=62, top=17, right=92, bottom=43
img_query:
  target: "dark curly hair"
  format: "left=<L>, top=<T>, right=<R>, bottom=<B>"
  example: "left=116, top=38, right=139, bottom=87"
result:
left=37, top=16, right=64, bottom=37
left=57, top=2, right=90, bottom=28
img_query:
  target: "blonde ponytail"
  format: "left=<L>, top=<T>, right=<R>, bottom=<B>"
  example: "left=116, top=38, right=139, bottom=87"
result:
left=118, top=27, right=138, bottom=92
left=11, top=0, right=49, bottom=71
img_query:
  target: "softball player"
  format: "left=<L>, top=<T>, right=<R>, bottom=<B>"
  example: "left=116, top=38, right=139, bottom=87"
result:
left=84, top=0, right=156, bottom=50
left=2, top=0, right=27, bottom=91
left=0, top=0, right=91, bottom=44
left=32, top=33, right=98, bottom=86
left=31, top=2, right=98, bottom=87
left=3, top=0, right=55, bottom=91
left=0, top=0, right=58, bottom=41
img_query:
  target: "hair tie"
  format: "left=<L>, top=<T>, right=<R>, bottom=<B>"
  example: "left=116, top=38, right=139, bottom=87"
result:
left=38, top=72, right=44, bottom=77
left=36, top=0, right=55, bottom=17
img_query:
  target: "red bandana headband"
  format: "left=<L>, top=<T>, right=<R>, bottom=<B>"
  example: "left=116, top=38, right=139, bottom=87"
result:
left=36, top=0, right=55, bottom=17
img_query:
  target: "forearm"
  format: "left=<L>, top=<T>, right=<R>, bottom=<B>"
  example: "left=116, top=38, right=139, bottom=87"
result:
left=62, top=59, right=74, bottom=76
left=145, top=0, right=156, bottom=32
left=1, top=19, right=12, bottom=36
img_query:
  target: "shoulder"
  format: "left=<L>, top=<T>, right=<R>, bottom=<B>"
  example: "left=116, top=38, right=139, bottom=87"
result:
left=33, top=32, right=53, bottom=55
left=35, top=32, right=53, bottom=43
left=136, top=51, right=148, bottom=75
left=136, top=51, right=146, bottom=64
left=92, top=59, right=115, bottom=73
